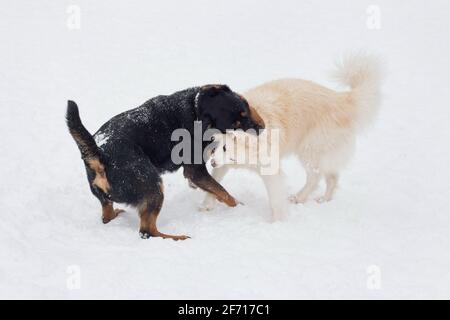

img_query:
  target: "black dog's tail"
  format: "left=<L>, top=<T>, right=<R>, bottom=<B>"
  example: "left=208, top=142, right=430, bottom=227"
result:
left=66, top=100, right=100, bottom=161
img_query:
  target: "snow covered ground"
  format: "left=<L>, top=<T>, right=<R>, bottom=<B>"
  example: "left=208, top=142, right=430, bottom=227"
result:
left=1, top=0, right=449, bottom=299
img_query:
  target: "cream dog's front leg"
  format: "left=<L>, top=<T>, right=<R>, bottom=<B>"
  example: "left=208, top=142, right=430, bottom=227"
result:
left=199, top=166, right=230, bottom=211
left=261, top=171, right=289, bottom=221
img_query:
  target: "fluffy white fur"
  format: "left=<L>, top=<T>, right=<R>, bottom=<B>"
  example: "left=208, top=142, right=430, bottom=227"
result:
left=201, top=53, right=383, bottom=220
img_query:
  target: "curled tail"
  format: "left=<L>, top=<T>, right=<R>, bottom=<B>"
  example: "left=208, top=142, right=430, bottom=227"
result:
left=333, top=53, right=383, bottom=131
left=66, top=100, right=100, bottom=161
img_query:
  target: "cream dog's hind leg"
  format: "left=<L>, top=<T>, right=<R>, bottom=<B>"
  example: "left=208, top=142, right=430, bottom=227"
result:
left=289, top=167, right=321, bottom=204
left=315, top=173, right=338, bottom=203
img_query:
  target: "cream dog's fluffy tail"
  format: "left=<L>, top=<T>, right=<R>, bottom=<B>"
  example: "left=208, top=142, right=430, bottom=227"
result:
left=333, top=53, right=383, bottom=131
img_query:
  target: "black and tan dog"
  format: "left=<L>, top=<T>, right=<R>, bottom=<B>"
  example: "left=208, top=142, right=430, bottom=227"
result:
left=66, top=85, right=264, bottom=240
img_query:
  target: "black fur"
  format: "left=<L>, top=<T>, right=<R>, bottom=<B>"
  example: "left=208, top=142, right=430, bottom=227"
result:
left=66, top=85, right=263, bottom=238
left=66, top=101, right=101, bottom=160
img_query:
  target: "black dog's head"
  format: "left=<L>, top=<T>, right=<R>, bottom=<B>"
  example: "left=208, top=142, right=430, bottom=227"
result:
left=196, top=85, right=265, bottom=133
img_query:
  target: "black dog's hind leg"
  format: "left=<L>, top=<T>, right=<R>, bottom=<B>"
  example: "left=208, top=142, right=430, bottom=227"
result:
left=138, top=182, right=190, bottom=241
left=89, top=185, right=125, bottom=224
left=183, top=164, right=238, bottom=207
left=102, top=201, right=125, bottom=224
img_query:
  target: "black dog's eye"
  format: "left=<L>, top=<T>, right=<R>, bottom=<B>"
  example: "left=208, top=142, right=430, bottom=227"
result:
left=240, top=111, right=248, bottom=117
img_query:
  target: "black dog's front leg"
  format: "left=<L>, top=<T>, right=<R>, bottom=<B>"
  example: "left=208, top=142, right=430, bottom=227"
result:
left=183, top=164, right=238, bottom=207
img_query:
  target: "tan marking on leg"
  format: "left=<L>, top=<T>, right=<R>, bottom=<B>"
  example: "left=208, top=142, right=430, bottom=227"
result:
left=139, top=209, right=190, bottom=241
left=184, top=166, right=238, bottom=207
left=191, top=176, right=237, bottom=206
left=213, top=189, right=238, bottom=206
left=87, top=158, right=111, bottom=194
left=101, top=202, right=124, bottom=224
left=138, top=184, right=190, bottom=241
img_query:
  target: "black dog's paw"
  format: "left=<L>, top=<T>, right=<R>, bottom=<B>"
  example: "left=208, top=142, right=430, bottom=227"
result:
left=139, top=231, right=151, bottom=239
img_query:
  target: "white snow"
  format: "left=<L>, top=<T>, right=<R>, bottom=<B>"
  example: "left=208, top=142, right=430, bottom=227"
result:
left=1, top=0, right=450, bottom=299
left=94, top=132, right=109, bottom=147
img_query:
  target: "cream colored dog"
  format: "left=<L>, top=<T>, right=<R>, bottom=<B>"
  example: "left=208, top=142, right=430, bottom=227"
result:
left=201, top=54, right=382, bottom=220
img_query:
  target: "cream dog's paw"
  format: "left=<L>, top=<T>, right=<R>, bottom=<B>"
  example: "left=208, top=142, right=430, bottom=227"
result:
left=289, top=194, right=307, bottom=204
left=198, top=199, right=217, bottom=212
left=315, top=196, right=332, bottom=204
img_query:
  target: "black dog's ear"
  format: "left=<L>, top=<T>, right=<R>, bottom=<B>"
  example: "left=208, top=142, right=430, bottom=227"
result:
left=200, top=84, right=231, bottom=97
left=196, top=84, right=233, bottom=132
left=196, top=84, right=230, bottom=115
